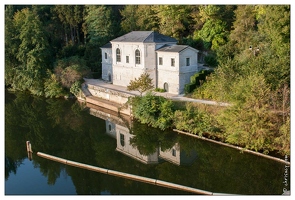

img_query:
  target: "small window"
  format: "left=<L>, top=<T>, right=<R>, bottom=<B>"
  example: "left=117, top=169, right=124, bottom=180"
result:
left=135, top=49, right=140, bottom=64
left=116, top=48, right=121, bottom=62
left=171, top=58, right=175, bottom=67
left=120, top=133, right=125, bottom=147
left=126, top=56, right=129, bottom=63
left=172, top=149, right=176, bottom=157
left=105, top=52, right=107, bottom=59
left=159, top=57, right=163, bottom=65
left=108, top=124, right=112, bottom=132
left=186, top=58, right=190, bottom=66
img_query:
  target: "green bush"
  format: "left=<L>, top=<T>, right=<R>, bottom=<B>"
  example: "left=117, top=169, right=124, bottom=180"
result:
left=44, top=72, right=66, bottom=98
left=204, top=54, right=218, bottom=67
left=174, top=103, right=215, bottom=136
left=70, top=81, right=82, bottom=96
left=130, top=92, right=174, bottom=130
left=186, top=70, right=213, bottom=94
left=185, top=83, right=196, bottom=94
left=154, top=88, right=166, bottom=92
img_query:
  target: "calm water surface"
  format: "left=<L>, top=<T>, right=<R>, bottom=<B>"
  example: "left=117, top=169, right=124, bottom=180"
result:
left=5, top=91, right=290, bottom=195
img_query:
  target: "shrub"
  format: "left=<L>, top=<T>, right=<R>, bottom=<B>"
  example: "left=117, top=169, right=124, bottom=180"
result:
left=131, top=92, right=174, bottom=130
left=204, top=54, right=218, bottom=67
left=185, top=83, right=196, bottom=94
left=174, top=103, right=215, bottom=136
left=154, top=88, right=166, bottom=92
left=44, top=72, right=66, bottom=98
left=186, top=70, right=213, bottom=94
left=70, top=81, right=82, bottom=96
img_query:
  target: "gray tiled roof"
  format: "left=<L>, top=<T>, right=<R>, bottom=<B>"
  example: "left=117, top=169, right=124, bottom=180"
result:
left=100, top=42, right=112, bottom=48
left=111, top=31, right=177, bottom=43
left=156, top=45, right=189, bottom=52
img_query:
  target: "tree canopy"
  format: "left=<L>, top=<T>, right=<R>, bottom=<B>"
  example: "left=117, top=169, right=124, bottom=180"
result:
left=5, top=4, right=290, bottom=155
left=127, top=72, right=154, bottom=96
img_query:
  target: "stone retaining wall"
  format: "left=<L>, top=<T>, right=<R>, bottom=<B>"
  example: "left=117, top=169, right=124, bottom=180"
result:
left=87, top=84, right=136, bottom=105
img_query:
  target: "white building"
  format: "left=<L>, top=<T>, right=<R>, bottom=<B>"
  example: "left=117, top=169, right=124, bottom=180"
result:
left=106, top=120, right=159, bottom=164
left=100, top=31, right=200, bottom=95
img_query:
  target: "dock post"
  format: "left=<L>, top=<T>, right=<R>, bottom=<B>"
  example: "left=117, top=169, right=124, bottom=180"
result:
left=26, top=141, right=33, bottom=160
left=26, top=141, right=33, bottom=153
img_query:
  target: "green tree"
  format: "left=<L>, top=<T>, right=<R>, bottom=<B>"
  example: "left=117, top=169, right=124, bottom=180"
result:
left=5, top=5, right=21, bottom=86
left=196, top=5, right=235, bottom=50
left=53, top=5, right=84, bottom=45
left=154, top=5, right=193, bottom=43
left=127, top=72, right=154, bottom=96
left=229, top=5, right=257, bottom=50
left=120, top=5, right=139, bottom=32
left=130, top=92, right=174, bottom=130
left=84, top=5, right=115, bottom=44
left=44, top=71, right=66, bottom=98
left=136, top=5, right=159, bottom=31
left=174, top=103, right=216, bottom=136
left=83, top=5, right=120, bottom=73
left=256, top=5, right=290, bottom=89
left=7, top=7, right=51, bottom=96
left=54, top=56, right=90, bottom=90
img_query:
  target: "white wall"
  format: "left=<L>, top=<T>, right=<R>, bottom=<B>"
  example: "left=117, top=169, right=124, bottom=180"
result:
left=101, top=48, right=112, bottom=81
left=144, top=43, right=157, bottom=87
left=157, top=48, right=199, bottom=94
left=115, top=124, right=158, bottom=164
left=159, top=143, right=181, bottom=165
left=178, top=48, right=199, bottom=93
left=87, top=84, right=135, bottom=104
left=111, top=42, right=146, bottom=87
left=107, top=41, right=199, bottom=94
left=157, top=52, right=180, bottom=94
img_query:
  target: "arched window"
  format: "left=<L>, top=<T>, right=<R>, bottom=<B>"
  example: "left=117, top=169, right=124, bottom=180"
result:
left=108, top=73, right=111, bottom=82
left=164, top=82, right=169, bottom=92
left=135, top=49, right=140, bottom=64
left=116, top=48, right=121, bottom=62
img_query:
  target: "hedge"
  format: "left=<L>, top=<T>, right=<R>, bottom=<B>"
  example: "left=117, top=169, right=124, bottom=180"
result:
left=185, top=70, right=213, bottom=93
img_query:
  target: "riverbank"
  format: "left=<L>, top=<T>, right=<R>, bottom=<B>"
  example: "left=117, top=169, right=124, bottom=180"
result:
left=173, top=129, right=290, bottom=165
left=79, top=79, right=289, bottom=163
left=80, top=78, right=230, bottom=107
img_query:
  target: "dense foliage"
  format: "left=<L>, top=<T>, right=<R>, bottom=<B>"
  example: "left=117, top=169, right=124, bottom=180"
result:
left=5, top=5, right=290, bottom=155
left=130, top=92, right=175, bottom=130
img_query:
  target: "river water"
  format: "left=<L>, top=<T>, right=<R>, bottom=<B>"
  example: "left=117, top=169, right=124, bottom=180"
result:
left=5, top=91, right=290, bottom=195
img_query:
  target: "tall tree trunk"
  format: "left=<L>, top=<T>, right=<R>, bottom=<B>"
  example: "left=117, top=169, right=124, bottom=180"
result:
left=65, top=26, right=68, bottom=44
left=76, top=26, right=80, bottom=44
left=70, top=24, right=74, bottom=43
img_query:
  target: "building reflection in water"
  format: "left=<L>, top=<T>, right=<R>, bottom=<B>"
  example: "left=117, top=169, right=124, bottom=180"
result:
left=87, top=103, right=196, bottom=165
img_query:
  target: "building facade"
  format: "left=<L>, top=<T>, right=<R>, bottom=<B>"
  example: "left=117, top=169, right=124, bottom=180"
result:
left=101, top=31, right=200, bottom=95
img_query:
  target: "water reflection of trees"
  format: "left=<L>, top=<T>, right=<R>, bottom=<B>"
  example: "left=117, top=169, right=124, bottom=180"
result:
left=130, top=121, right=177, bottom=156
left=5, top=91, right=190, bottom=194
left=5, top=91, right=288, bottom=194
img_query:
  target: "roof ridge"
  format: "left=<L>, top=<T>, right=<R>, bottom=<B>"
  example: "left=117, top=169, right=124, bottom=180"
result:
left=143, top=31, right=154, bottom=42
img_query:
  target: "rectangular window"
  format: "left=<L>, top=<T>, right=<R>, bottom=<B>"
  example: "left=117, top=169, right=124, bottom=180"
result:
left=116, top=48, right=121, bottom=62
left=126, top=56, right=129, bottom=63
left=159, top=57, right=163, bottom=65
left=171, top=58, right=175, bottom=67
left=186, top=58, right=190, bottom=66
left=172, top=149, right=176, bottom=157
left=120, top=133, right=125, bottom=147
left=105, top=52, right=107, bottom=59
